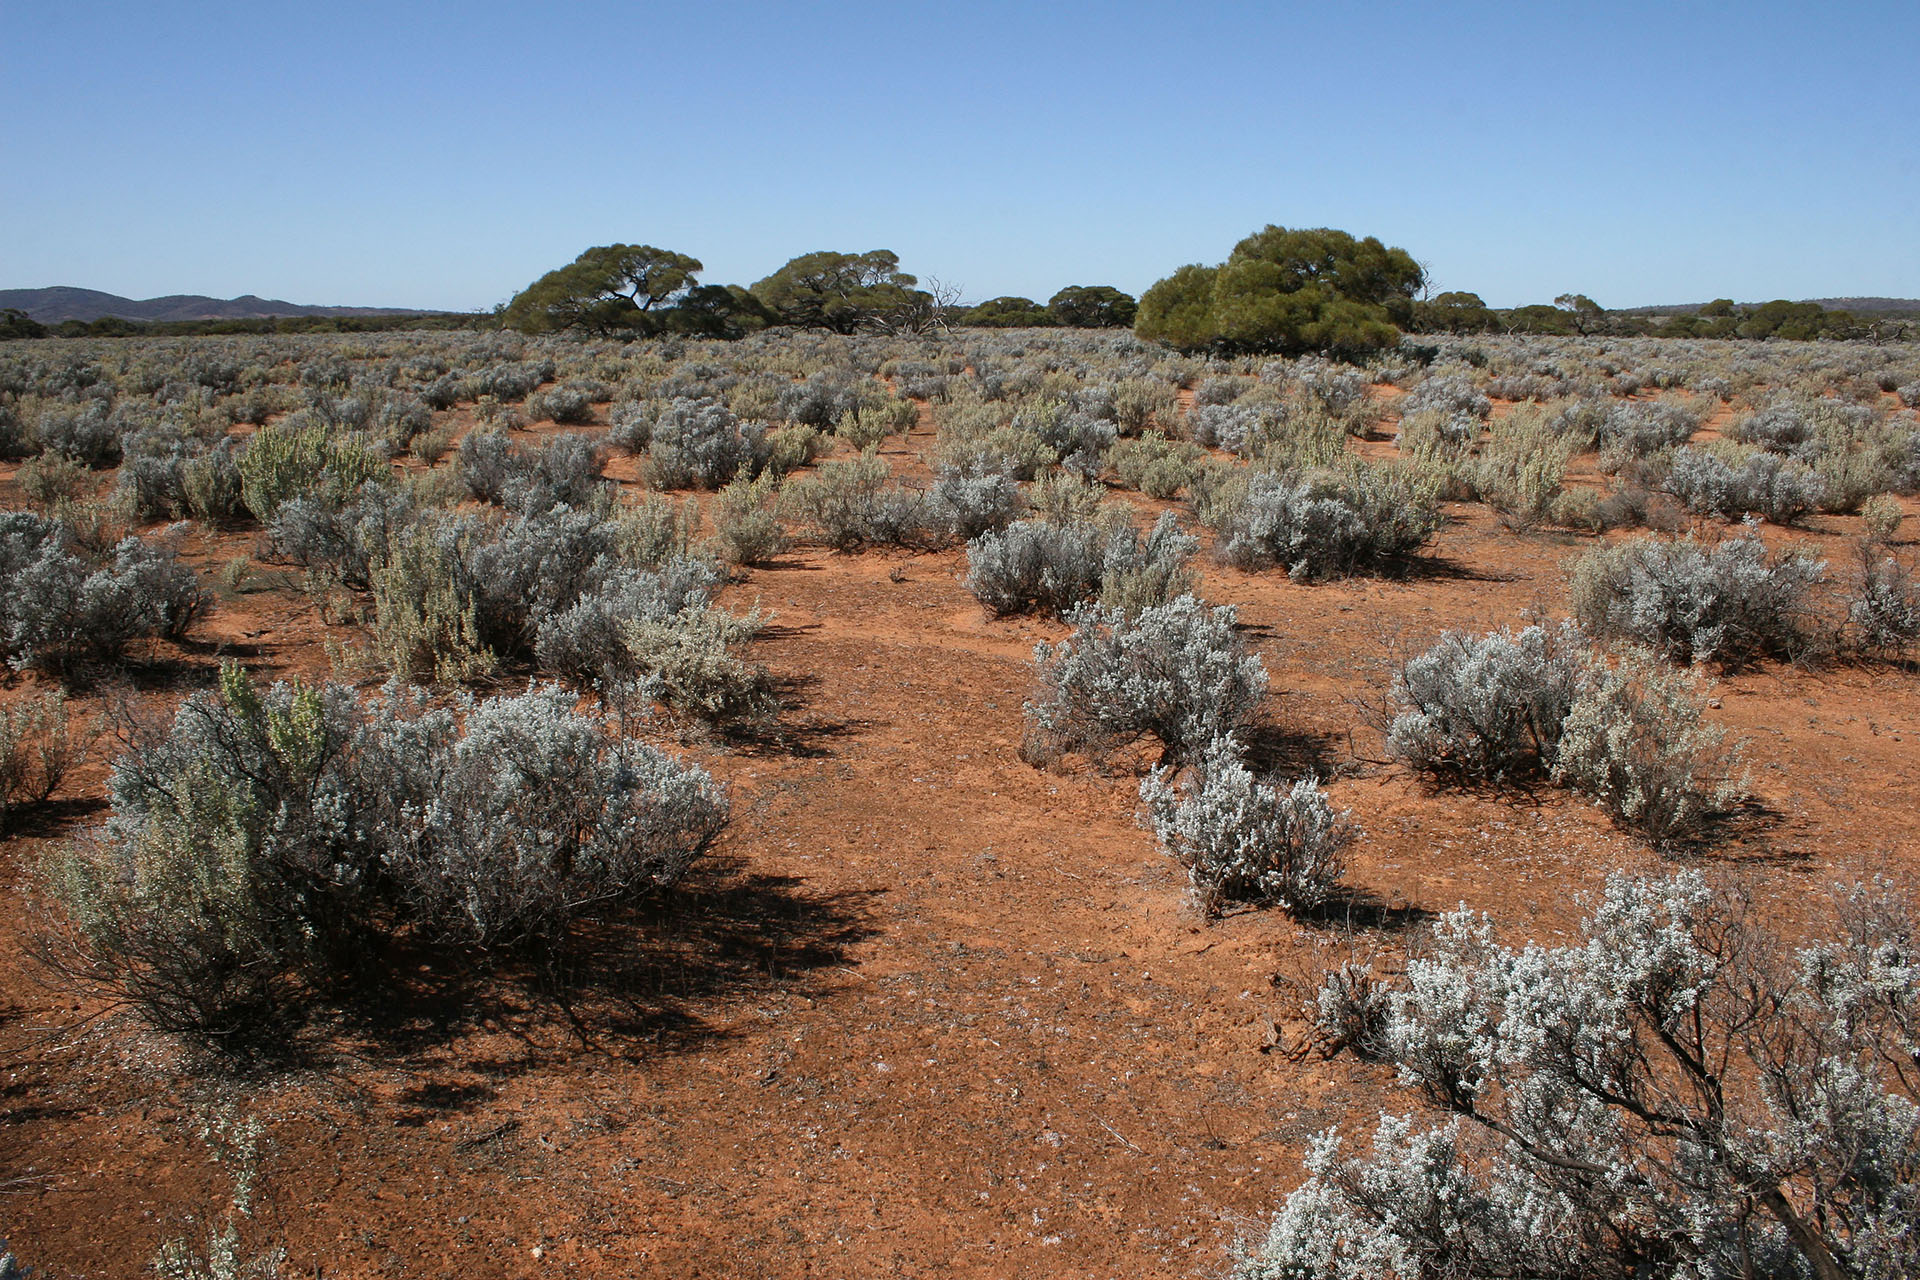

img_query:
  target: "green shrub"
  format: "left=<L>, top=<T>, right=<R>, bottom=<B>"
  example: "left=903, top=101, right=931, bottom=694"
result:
left=708, top=472, right=786, bottom=566
left=238, top=421, right=389, bottom=522
left=1108, top=430, right=1203, bottom=498
left=368, top=523, right=496, bottom=683
left=778, top=452, right=930, bottom=550
left=619, top=605, right=778, bottom=730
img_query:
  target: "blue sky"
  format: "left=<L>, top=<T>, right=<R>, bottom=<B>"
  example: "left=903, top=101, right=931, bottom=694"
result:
left=4, top=1, right=1916, bottom=312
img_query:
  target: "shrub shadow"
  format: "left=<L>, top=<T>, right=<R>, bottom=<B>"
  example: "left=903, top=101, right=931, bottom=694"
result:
left=1237, top=720, right=1347, bottom=782
left=726, top=671, right=869, bottom=758
left=1295, top=890, right=1435, bottom=934
left=316, top=860, right=880, bottom=1077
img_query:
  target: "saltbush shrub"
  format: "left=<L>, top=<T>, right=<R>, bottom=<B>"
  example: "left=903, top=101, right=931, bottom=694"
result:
left=1552, top=646, right=1750, bottom=845
left=1239, top=872, right=1920, bottom=1280
left=647, top=397, right=766, bottom=490
left=1024, top=595, right=1266, bottom=768
left=1139, top=736, right=1353, bottom=917
left=1386, top=623, right=1596, bottom=784
left=1209, top=464, right=1441, bottom=580
left=1850, top=550, right=1920, bottom=657
left=778, top=452, right=930, bottom=550
left=33, top=400, right=123, bottom=467
left=926, top=464, right=1026, bottom=542
left=46, top=668, right=728, bottom=1039
left=707, top=472, right=786, bottom=566
left=1663, top=446, right=1826, bottom=524
left=0, top=514, right=208, bottom=675
left=238, top=421, right=390, bottom=522
left=966, top=519, right=1106, bottom=616
left=1569, top=530, right=1824, bottom=665
left=0, top=690, right=86, bottom=833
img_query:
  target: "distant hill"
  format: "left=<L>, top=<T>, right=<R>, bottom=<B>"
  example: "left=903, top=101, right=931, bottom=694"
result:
left=1803, top=297, right=1920, bottom=315
left=0, top=286, right=436, bottom=324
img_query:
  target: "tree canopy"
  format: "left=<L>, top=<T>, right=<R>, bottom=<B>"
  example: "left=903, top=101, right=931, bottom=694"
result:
left=1048, top=285, right=1137, bottom=328
left=960, top=296, right=1058, bottom=328
left=502, top=244, right=703, bottom=335
left=1135, top=226, right=1424, bottom=356
left=749, top=250, right=929, bottom=333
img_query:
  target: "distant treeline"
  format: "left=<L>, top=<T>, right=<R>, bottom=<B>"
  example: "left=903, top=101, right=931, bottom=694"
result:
left=1403, top=292, right=1917, bottom=341
left=0, top=308, right=490, bottom=340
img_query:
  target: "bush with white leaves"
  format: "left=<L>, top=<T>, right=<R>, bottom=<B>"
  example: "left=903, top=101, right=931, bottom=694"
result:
left=1209, top=464, right=1442, bottom=580
left=1387, top=623, right=1597, bottom=785
left=1663, top=446, right=1826, bottom=524
left=1139, top=736, right=1353, bottom=917
left=1599, top=399, right=1699, bottom=461
left=1397, top=372, right=1490, bottom=420
left=375, top=683, right=728, bottom=946
left=1569, top=530, right=1824, bottom=665
left=1024, top=595, right=1266, bottom=768
left=1850, top=551, right=1920, bottom=657
left=0, top=513, right=209, bottom=675
left=926, top=464, right=1027, bottom=542
left=966, top=510, right=1195, bottom=617
left=45, top=667, right=728, bottom=1041
left=1237, top=872, right=1920, bottom=1280
left=647, top=397, right=766, bottom=490
left=964, top=518, right=1107, bottom=616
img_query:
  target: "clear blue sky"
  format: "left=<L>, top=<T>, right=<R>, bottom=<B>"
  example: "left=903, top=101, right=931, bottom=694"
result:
left=5, top=0, right=1916, bottom=312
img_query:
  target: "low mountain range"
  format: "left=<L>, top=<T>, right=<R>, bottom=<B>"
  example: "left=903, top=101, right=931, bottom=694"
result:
left=0, top=286, right=438, bottom=324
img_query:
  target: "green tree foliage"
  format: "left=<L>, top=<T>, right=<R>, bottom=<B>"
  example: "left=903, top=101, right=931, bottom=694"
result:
left=1135, top=226, right=1423, bottom=356
left=750, top=250, right=929, bottom=333
left=1499, top=303, right=1575, bottom=335
left=1410, top=290, right=1496, bottom=334
left=502, top=244, right=703, bottom=335
left=1553, top=291, right=1605, bottom=334
left=960, top=296, right=1058, bottom=328
left=669, top=284, right=775, bottom=339
left=0, top=308, right=46, bottom=339
left=1048, top=285, right=1138, bottom=328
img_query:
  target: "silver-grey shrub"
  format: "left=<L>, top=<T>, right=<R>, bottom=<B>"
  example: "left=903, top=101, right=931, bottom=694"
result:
left=46, top=667, right=728, bottom=1039
left=965, top=518, right=1106, bottom=616
left=1569, top=530, right=1824, bottom=665
left=647, top=397, right=766, bottom=490
left=1210, top=465, right=1442, bottom=580
left=372, top=682, right=728, bottom=946
left=1599, top=399, right=1699, bottom=460
left=1397, top=372, right=1490, bottom=420
left=1139, top=735, right=1353, bottom=917
left=1849, top=551, right=1920, bottom=657
left=1187, top=403, right=1260, bottom=454
left=965, top=511, right=1195, bottom=617
left=0, top=513, right=208, bottom=675
left=777, top=452, right=932, bottom=550
left=1236, top=872, right=1920, bottom=1280
left=1024, top=595, right=1267, bottom=768
left=926, top=464, right=1027, bottom=542
left=1387, top=623, right=1597, bottom=785
left=531, top=558, right=721, bottom=686
left=1663, top=446, right=1826, bottom=525
left=1552, top=646, right=1750, bottom=846
left=33, top=400, right=124, bottom=467
left=269, top=483, right=416, bottom=589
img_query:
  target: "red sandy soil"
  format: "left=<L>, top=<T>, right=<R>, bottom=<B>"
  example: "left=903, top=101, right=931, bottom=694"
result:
left=2, top=401, right=1918, bottom=1278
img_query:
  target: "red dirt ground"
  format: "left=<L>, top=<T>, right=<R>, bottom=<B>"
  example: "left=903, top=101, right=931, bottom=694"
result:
left=2, top=401, right=1918, bottom=1278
